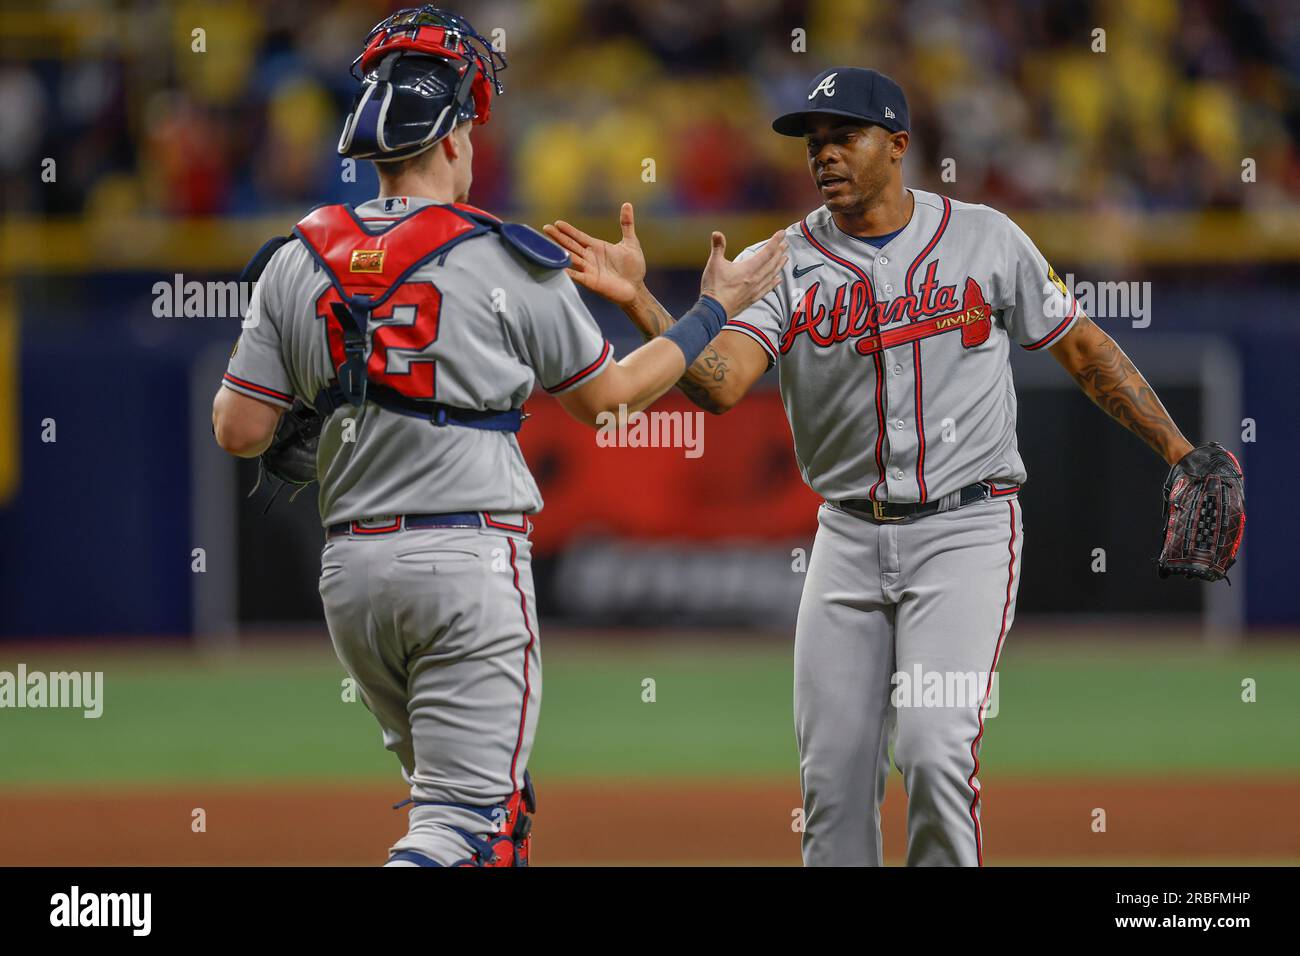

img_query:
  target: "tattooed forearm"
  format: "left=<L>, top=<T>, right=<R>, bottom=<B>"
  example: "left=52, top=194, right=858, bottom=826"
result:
left=1053, top=317, right=1193, bottom=465
left=677, top=346, right=731, bottom=414
left=625, top=289, right=676, bottom=341
left=623, top=287, right=732, bottom=413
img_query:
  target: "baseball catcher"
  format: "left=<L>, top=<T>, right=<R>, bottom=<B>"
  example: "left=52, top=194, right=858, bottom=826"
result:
left=210, top=5, right=786, bottom=867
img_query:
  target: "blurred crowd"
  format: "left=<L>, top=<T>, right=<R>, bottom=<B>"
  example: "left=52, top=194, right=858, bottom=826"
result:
left=2, top=0, right=1298, bottom=221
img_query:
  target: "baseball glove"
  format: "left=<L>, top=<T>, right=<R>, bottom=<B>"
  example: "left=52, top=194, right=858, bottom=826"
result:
left=250, top=402, right=322, bottom=507
left=1157, top=442, right=1245, bottom=582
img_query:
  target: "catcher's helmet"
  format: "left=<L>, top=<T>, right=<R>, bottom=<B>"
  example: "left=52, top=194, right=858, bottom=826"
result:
left=337, top=6, right=506, bottom=163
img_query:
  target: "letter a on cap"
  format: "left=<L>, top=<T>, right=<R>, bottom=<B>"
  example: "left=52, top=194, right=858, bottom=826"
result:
left=809, top=72, right=837, bottom=99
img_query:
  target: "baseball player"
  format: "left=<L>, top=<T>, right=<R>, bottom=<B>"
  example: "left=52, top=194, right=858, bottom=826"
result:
left=209, top=6, right=786, bottom=867
left=546, top=67, right=1244, bottom=866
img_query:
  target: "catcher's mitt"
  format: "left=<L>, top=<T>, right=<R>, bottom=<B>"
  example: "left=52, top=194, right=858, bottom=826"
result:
left=250, top=402, right=322, bottom=507
left=1157, top=442, right=1245, bottom=582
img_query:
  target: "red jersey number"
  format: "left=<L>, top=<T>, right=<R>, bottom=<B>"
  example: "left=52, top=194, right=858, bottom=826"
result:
left=319, top=282, right=443, bottom=400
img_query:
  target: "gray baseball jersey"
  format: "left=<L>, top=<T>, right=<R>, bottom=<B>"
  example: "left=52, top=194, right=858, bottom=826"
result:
left=726, top=189, right=1082, bottom=503
left=222, top=195, right=613, bottom=526
left=727, top=190, right=1078, bottom=866
left=221, top=195, right=612, bottom=865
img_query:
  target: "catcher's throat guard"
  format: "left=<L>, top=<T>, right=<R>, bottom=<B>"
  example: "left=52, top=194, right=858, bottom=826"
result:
left=338, top=6, right=506, bottom=162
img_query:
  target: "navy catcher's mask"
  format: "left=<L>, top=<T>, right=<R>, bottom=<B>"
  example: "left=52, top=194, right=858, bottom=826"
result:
left=337, top=6, right=507, bottom=163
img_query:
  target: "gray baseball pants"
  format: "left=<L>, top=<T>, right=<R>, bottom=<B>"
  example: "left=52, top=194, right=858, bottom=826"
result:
left=318, top=518, right=540, bottom=866
left=794, top=494, right=1023, bottom=866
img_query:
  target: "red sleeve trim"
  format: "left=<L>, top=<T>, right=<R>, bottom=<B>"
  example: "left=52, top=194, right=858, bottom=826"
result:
left=544, top=340, right=613, bottom=393
left=1022, top=299, right=1079, bottom=351
left=222, top=372, right=294, bottom=406
left=724, top=320, right=778, bottom=362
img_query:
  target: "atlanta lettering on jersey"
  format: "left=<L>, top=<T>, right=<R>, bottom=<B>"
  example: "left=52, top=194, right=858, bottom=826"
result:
left=780, top=259, right=982, bottom=354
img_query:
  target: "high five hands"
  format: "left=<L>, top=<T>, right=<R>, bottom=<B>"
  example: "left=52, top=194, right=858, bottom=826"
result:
left=543, top=203, right=787, bottom=318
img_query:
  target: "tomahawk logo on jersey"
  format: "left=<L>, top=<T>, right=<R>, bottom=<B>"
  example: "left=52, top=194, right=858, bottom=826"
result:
left=725, top=190, right=1084, bottom=505
left=780, top=263, right=992, bottom=354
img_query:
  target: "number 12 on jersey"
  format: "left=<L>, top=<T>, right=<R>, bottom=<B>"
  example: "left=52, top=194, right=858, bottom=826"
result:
left=318, top=281, right=444, bottom=400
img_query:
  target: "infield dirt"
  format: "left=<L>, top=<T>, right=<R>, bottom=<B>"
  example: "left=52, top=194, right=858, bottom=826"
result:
left=3, top=776, right=1296, bottom=865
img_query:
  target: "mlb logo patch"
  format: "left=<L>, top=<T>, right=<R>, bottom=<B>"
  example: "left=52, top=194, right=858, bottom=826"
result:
left=383, top=196, right=409, bottom=214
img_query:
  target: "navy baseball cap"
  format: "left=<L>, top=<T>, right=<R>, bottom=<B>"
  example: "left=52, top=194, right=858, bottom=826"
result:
left=772, top=67, right=909, bottom=137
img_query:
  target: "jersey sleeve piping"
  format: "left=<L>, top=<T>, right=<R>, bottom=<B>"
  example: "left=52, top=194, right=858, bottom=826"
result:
left=1021, top=298, right=1081, bottom=351
left=222, top=372, right=295, bottom=408
left=543, top=340, right=614, bottom=394
left=724, top=320, right=778, bottom=365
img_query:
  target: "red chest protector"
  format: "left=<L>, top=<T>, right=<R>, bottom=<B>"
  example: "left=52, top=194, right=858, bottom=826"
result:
left=274, top=201, right=568, bottom=430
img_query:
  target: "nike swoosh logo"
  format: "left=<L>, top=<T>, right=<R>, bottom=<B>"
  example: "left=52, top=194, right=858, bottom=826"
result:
left=792, top=263, right=823, bottom=278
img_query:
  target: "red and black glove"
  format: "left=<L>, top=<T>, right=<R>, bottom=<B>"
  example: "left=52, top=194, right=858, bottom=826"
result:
left=1157, top=442, right=1245, bottom=583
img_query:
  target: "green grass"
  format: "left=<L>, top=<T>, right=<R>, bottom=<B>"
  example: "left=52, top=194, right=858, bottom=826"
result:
left=0, top=638, right=1297, bottom=786
left=982, top=647, right=1300, bottom=774
left=0, top=653, right=392, bottom=784
left=531, top=642, right=800, bottom=778
left=535, top=639, right=1300, bottom=777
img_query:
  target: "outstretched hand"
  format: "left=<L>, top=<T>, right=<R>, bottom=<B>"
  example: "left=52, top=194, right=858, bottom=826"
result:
left=700, top=229, right=789, bottom=318
left=543, top=203, right=646, bottom=307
